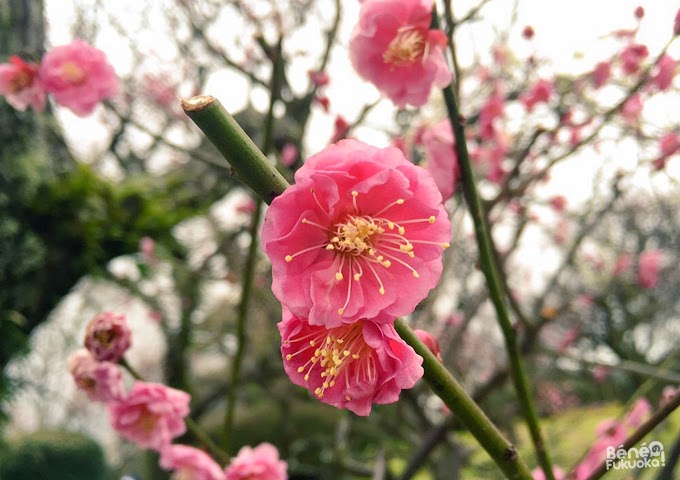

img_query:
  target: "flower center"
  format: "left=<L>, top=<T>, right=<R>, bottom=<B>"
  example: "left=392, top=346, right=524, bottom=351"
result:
left=284, top=190, right=449, bottom=316
left=135, top=409, right=159, bottom=434
left=383, top=27, right=427, bottom=67
left=284, top=322, right=375, bottom=401
left=61, top=62, right=86, bottom=85
left=8, top=71, right=33, bottom=93
left=94, top=329, right=115, bottom=348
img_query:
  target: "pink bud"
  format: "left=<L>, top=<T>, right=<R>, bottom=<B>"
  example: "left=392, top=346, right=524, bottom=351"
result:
left=414, top=329, right=442, bottom=361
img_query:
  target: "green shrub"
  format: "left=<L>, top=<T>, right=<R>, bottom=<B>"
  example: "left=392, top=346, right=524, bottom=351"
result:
left=0, top=430, right=108, bottom=480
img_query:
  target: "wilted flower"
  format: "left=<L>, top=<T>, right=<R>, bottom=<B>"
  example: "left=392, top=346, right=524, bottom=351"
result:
left=84, top=311, right=132, bottom=362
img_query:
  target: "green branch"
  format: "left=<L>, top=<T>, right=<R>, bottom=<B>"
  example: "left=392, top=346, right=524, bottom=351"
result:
left=181, top=96, right=289, bottom=205
left=395, top=318, right=532, bottom=480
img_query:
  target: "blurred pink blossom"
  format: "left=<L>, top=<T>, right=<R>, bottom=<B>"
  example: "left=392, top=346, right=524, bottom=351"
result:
left=521, top=79, right=553, bottom=112
left=613, top=253, right=632, bottom=277
left=661, top=385, right=678, bottom=407
left=280, top=143, right=298, bottom=167
left=160, top=445, right=225, bottom=480
left=262, top=139, right=450, bottom=328
left=0, top=55, right=45, bottom=111
left=331, top=115, right=350, bottom=143
left=139, top=236, right=156, bottom=265
left=421, top=119, right=458, bottom=200
left=414, top=329, right=442, bottom=361
left=620, top=43, right=649, bottom=75
left=550, top=196, right=567, bottom=212
left=225, top=443, right=287, bottom=480
left=349, top=0, right=451, bottom=107
left=591, top=61, right=611, bottom=89
left=637, top=250, right=662, bottom=289
left=624, top=397, right=651, bottom=428
left=532, top=466, right=565, bottom=480
left=109, top=381, right=190, bottom=451
left=279, top=310, right=423, bottom=416
left=308, top=70, right=330, bottom=87
left=650, top=54, right=676, bottom=91
left=40, top=39, right=118, bottom=116
left=621, top=93, right=643, bottom=125
left=68, top=349, right=125, bottom=402
left=592, top=365, right=610, bottom=383
left=84, top=311, right=132, bottom=362
left=478, top=91, right=505, bottom=140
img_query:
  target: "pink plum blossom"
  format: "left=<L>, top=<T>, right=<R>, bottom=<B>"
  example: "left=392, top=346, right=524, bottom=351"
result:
left=620, top=43, right=649, bottom=75
left=308, top=70, right=330, bottom=87
left=39, top=39, right=118, bottom=116
left=349, top=0, right=451, bottom=107
left=624, top=397, right=651, bottom=428
left=574, top=420, right=627, bottom=480
left=550, top=196, right=567, bottom=212
left=661, top=386, right=678, bottom=407
left=521, top=79, right=553, bottom=112
left=109, top=381, right=190, bottom=451
left=331, top=115, right=350, bottom=143
left=280, top=143, right=298, bottom=167
left=637, top=250, right=662, bottom=289
left=621, top=93, right=643, bottom=125
left=139, top=236, right=156, bottom=265
left=650, top=54, right=676, bottom=91
left=478, top=91, right=505, bottom=140
left=420, top=119, right=458, bottom=200
left=279, top=309, right=423, bottom=416
left=0, top=55, right=45, bottom=111
left=68, top=349, right=125, bottom=402
left=224, top=443, right=287, bottom=480
left=591, top=61, right=611, bottom=89
left=532, top=466, right=565, bottom=480
left=262, top=139, right=451, bottom=328
left=84, top=311, right=132, bottom=362
left=660, top=132, right=680, bottom=156
left=414, top=329, right=442, bottom=361
left=613, top=253, right=632, bottom=277
left=160, top=445, right=225, bottom=480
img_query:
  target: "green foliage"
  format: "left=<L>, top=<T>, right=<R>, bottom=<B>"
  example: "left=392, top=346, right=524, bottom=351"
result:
left=0, top=430, right=108, bottom=480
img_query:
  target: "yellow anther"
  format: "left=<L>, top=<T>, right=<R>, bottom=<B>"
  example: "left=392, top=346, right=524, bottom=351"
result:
left=354, top=273, right=362, bottom=281
left=304, top=374, right=310, bottom=381
left=310, top=340, right=316, bottom=346
left=388, top=221, right=394, bottom=229
left=345, top=395, right=352, bottom=401
left=285, top=255, right=293, bottom=262
left=412, top=271, right=420, bottom=278
left=344, top=350, right=351, bottom=356
left=285, top=354, right=292, bottom=360
left=442, top=242, right=450, bottom=248
left=338, top=308, right=345, bottom=315
left=335, top=272, right=344, bottom=281
left=297, top=366, right=305, bottom=373
left=329, top=380, right=335, bottom=387
left=398, top=226, right=405, bottom=235
left=336, top=338, right=344, bottom=344
left=408, top=252, right=415, bottom=258
left=301, top=218, right=308, bottom=224
left=326, top=244, right=335, bottom=250
left=323, top=382, right=329, bottom=388
left=396, top=199, right=405, bottom=204
left=352, top=354, right=360, bottom=359
left=383, top=260, right=392, bottom=267
left=428, top=216, right=436, bottom=223
left=352, top=191, right=358, bottom=197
